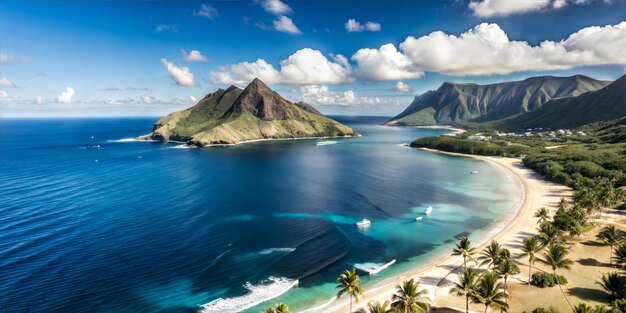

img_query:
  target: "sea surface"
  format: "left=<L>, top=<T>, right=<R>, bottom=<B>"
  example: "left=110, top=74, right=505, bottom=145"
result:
left=0, top=117, right=522, bottom=313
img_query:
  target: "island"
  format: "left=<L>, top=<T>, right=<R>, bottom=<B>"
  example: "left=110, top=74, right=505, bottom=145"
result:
left=138, top=78, right=359, bottom=146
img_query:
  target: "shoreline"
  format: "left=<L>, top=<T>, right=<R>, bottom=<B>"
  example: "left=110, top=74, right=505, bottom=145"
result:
left=413, top=125, right=467, bottom=136
left=134, top=134, right=361, bottom=147
left=320, top=147, right=571, bottom=313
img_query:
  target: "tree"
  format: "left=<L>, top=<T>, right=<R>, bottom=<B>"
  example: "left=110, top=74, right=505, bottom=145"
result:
left=356, top=300, right=394, bottom=313
left=496, top=259, right=520, bottom=305
left=336, top=268, right=363, bottom=313
left=538, top=244, right=574, bottom=309
left=534, top=207, right=550, bottom=225
left=451, top=268, right=478, bottom=313
left=265, top=303, right=290, bottom=313
left=597, top=272, right=626, bottom=300
left=615, top=242, right=626, bottom=268
left=538, top=222, right=563, bottom=247
left=573, top=303, right=593, bottom=313
left=453, top=236, right=477, bottom=270
left=597, top=225, right=624, bottom=266
left=390, top=279, right=429, bottom=313
left=520, top=237, right=541, bottom=284
left=472, top=271, right=508, bottom=313
left=479, top=240, right=502, bottom=269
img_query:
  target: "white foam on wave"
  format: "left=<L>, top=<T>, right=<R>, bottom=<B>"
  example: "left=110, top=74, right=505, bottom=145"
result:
left=108, top=138, right=155, bottom=143
left=316, top=141, right=336, bottom=146
left=258, top=247, right=296, bottom=255
left=199, top=277, right=298, bottom=313
left=170, top=144, right=194, bottom=149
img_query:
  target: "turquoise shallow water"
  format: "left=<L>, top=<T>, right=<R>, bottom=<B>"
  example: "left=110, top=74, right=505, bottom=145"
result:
left=0, top=116, right=522, bottom=312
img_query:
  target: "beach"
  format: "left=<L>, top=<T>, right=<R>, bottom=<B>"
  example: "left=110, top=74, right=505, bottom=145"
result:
left=325, top=148, right=573, bottom=313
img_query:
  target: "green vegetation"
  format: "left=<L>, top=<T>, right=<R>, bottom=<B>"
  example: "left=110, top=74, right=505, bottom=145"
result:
left=410, top=136, right=530, bottom=157
left=336, top=268, right=364, bottom=313
left=530, top=272, right=568, bottom=288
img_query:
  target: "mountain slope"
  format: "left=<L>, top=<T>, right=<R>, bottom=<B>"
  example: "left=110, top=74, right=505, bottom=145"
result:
left=495, top=74, right=626, bottom=130
left=141, top=78, right=358, bottom=146
left=386, top=75, right=610, bottom=126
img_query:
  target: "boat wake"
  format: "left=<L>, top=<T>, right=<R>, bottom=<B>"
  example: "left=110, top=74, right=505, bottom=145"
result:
left=354, top=259, right=396, bottom=275
left=316, top=141, right=337, bottom=146
left=107, top=138, right=153, bottom=143
left=170, top=144, right=194, bottom=149
left=198, top=277, right=298, bottom=313
left=258, top=247, right=296, bottom=255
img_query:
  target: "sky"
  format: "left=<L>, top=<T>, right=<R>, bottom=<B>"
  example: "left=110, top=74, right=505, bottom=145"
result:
left=1, top=0, right=626, bottom=117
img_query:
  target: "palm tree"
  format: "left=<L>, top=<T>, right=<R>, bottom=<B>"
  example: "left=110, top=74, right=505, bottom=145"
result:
left=597, top=272, right=626, bottom=300
left=538, top=244, right=574, bottom=309
left=520, top=237, right=541, bottom=284
left=614, top=242, right=626, bottom=268
left=275, top=303, right=290, bottom=313
left=538, top=222, right=562, bottom=247
left=336, top=268, right=363, bottom=313
left=496, top=259, right=520, bottom=305
left=573, top=303, right=593, bottom=313
left=479, top=240, right=502, bottom=269
left=356, top=300, right=394, bottom=313
left=472, top=271, right=508, bottom=313
left=557, top=198, right=568, bottom=211
left=391, top=279, right=429, bottom=313
left=265, top=303, right=290, bottom=313
left=451, top=268, right=478, bottom=313
left=597, top=225, right=623, bottom=266
left=534, top=207, right=550, bottom=225
left=453, top=236, right=477, bottom=270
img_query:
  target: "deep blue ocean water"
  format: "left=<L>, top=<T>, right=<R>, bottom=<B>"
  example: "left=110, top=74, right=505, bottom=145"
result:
left=0, top=117, right=521, bottom=312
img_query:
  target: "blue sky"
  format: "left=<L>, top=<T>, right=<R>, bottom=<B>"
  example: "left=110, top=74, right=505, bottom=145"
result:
left=1, top=0, right=625, bottom=117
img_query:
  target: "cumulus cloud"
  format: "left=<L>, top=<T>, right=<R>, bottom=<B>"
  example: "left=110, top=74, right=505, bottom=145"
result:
left=393, top=81, right=412, bottom=93
left=260, top=0, right=293, bottom=15
left=273, top=16, right=301, bottom=34
left=0, top=77, right=17, bottom=88
left=155, top=24, right=179, bottom=33
left=351, top=44, right=423, bottom=81
left=345, top=19, right=381, bottom=32
left=468, top=0, right=589, bottom=17
left=140, top=95, right=155, bottom=104
left=0, top=91, right=7, bottom=99
left=210, top=48, right=351, bottom=85
left=293, top=85, right=402, bottom=107
left=182, top=49, right=208, bottom=62
left=188, top=95, right=198, bottom=103
left=57, top=87, right=75, bottom=103
left=194, top=4, right=219, bottom=20
left=161, top=58, right=196, bottom=86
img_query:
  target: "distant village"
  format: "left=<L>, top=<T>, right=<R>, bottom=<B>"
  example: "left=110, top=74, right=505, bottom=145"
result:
left=463, top=128, right=588, bottom=141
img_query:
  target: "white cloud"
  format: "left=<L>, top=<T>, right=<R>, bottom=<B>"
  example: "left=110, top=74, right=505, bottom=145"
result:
left=140, top=95, right=155, bottom=104
left=468, top=0, right=591, bottom=17
left=161, top=58, right=196, bottom=86
left=351, top=44, right=423, bottom=81
left=35, top=97, right=45, bottom=104
left=261, top=0, right=293, bottom=15
left=182, top=49, right=208, bottom=62
left=273, top=16, right=301, bottom=34
left=155, top=24, right=179, bottom=33
left=210, top=48, right=352, bottom=85
left=393, top=81, right=412, bottom=93
left=0, top=77, right=17, bottom=88
left=293, top=85, right=398, bottom=107
left=194, top=4, right=219, bottom=20
left=345, top=19, right=381, bottom=32
left=0, top=53, right=29, bottom=64
left=0, top=91, right=7, bottom=99
left=396, top=22, right=626, bottom=76
left=57, top=87, right=75, bottom=103
left=188, top=95, right=198, bottom=103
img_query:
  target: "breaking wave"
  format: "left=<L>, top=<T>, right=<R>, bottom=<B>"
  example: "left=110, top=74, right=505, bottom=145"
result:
left=258, top=247, right=296, bottom=255
left=199, top=277, right=298, bottom=312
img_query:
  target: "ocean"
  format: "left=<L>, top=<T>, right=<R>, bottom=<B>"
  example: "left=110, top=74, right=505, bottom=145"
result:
left=0, top=116, right=522, bottom=312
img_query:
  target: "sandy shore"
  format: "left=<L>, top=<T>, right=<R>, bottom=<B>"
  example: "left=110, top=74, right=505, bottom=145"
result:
left=414, top=125, right=467, bottom=136
left=322, top=148, right=573, bottom=313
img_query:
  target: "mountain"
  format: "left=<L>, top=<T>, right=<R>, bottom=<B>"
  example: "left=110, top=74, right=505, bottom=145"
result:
left=140, top=78, right=358, bottom=146
left=496, top=74, right=626, bottom=130
left=385, top=75, right=610, bottom=126
left=294, top=101, right=322, bottom=115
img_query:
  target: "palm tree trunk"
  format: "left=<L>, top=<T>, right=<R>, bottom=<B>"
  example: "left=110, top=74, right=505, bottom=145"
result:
left=464, top=255, right=467, bottom=270
left=504, top=276, right=508, bottom=305
left=610, top=245, right=613, bottom=266
left=349, top=295, right=352, bottom=313
left=484, top=303, right=489, bottom=313
left=528, top=262, right=532, bottom=284
left=466, top=294, right=470, bottom=313
left=554, top=269, right=573, bottom=310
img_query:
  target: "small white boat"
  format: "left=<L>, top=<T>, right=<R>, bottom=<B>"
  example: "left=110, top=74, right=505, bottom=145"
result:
left=415, top=216, right=423, bottom=221
left=471, top=170, right=479, bottom=174
left=356, top=218, right=371, bottom=227
left=425, top=206, right=433, bottom=215
left=316, top=141, right=337, bottom=146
